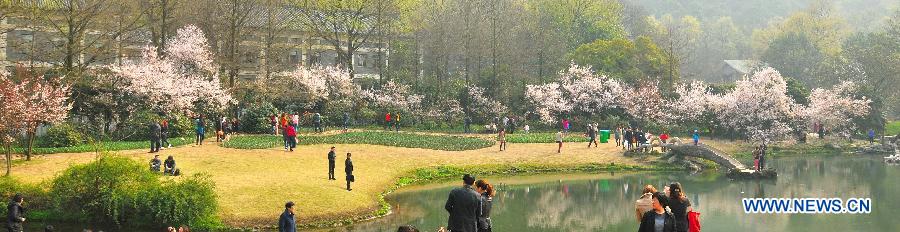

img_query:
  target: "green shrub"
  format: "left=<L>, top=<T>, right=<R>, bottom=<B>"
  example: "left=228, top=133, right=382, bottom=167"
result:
left=48, top=155, right=220, bottom=228
left=50, top=155, right=157, bottom=224
left=240, top=102, right=279, bottom=134
left=137, top=174, right=218, bottom=229
left=44, top=123, right=85, bottom=147
left=0, top=177, right=50, bottom=219
left=168, top=114, right=196, bottom=138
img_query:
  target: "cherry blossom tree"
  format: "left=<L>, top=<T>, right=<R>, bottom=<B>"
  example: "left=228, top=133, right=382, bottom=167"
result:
left=525, top=63, right=624, bottom=123
left=109, top=25, right=231, bottom=114
left=666, top=80, right=713, bottom=125
left=803, top=81, right=871, bottom=137
left=279, top=65, right=357, bottom=102
left=710, top=67, right=801, bottom=144
left=362, top=80, right=424, bottom=115
left=0, top=67, right=72, bottom=164
left=0, top=73, right=24, bottom=175
left=466, top=85, right=508, bottom=121
left=622, top=81, right=668, bottom=125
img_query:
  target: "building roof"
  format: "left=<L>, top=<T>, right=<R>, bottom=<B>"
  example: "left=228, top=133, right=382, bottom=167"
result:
left=723, top=60, right=762, bottom=74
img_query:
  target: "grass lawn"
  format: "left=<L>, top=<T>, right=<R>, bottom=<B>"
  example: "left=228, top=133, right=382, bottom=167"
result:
left=222, top=131, right=495, bottom=151
left=0, top=137, right=194, bottom=155
left=9, top=133, right=642, bottom=228
left=505, top=132, right=591, bottom=143
left=887, top=121, right=900, bottom=136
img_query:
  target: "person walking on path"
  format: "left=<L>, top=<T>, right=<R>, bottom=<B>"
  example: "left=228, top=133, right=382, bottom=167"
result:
left=384, top=112, right=392, bottom=131
left=587, top=124, right=598, bottom=148
left=328, top=147, right=336, bottom=180
left=497, top=129, right=507, bottom=151
left=556, top=130, right=564, bottom=153
left=6, top=193, right=26, bottom=232
left=638, top=192, right=676, bottom=232
left=342, top=112, right=351, bottom=133
left=278, top=201, right=296, bottom=232
left=667, top=182, right=693, bottom=232
left=445, top=174, right=481, bottom=232
left=692, top=130, right=700, bottom=146
left=753, top=146, right=761, bottom=171
left=195, top=115, right=206, bottom=146
left=149, top=121, right=162, bottom=153
left=475, top=180, right=494, bottom=232
left=345, top=153, right=354, bottom=191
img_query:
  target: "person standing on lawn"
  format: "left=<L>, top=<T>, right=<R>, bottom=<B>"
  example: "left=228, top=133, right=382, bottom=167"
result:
left=270, top=114, right=278, bottom=135
left=284, top=122, right=297, bottom=152
left=343, top=112, right=351, bottom=132
left=161, top=119, right=171, bottom=148
left=384, top=112, right=392, bottom=131
left=195, top=115, right=206, bottom=146
left=556, top=130, right=564, bottom=153
left=345, top=153, right=354, bottom=191
left=587, top=124, right=598, bottom=148
left=614, top=126, right=622, bottom=148
left=328, top=147, right=336, bottom=180
left=313, top=113, right=322, bottom=133
left=292, top=113, right=300, bottom=133
left=692, top=129, right=700, bottom=146
left=279, top=201, right=296, bottom=232
left=394, top=112, right=401, bottom=132
left=149, top=121, right=161, bottom=153
left=498, top=129, right=507, bottom=151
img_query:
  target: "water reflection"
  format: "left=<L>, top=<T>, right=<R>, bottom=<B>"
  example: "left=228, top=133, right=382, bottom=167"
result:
left=327, top=156, right=899, bottom=232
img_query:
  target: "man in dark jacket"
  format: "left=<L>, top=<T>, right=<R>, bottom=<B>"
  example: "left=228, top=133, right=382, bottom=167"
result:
left=278, top=201, right=296, bottom=232
left=6, top=193, right=26, bottom=232
left=328, top=147, right=336, bottom=180
left=149, top=122, right=162, bottom=153
left=624, top=128, right=633, bottom=150
left=444, top=174, right=481, bottom=232
left=638, top=192, right=676, bottom=232
left=345, top=153, right=354, bottom=191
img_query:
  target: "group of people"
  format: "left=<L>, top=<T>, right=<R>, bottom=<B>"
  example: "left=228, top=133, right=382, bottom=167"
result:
left=443, top=174, right=495, bottom=232
left=214, top=117, right=240, bottom=142
left=326, top=147, right=355, bottom=191
left=383, top=112, right=402, bottom=131
left=271, top=112, right=334, bottom=136
left=634, top=183, right=698, bottom=232
left=148, top=119, right=172, bottom=153
left=753, top=144, right=768, bottom=171
left=149, top=154, right=179, bottom=176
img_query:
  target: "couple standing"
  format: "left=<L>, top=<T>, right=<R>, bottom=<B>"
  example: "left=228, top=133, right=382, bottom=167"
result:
left=444, top=174, right=494, bottom=232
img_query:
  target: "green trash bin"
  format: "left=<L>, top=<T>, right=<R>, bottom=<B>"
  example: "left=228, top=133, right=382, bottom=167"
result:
left=599, top=130, right=610, bottom=143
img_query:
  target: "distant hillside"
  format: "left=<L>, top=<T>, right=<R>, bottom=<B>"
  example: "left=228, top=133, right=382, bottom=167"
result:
left=622, top=0, right=898, bottom=31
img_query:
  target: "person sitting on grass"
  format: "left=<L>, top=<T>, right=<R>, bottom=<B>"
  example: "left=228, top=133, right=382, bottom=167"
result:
left=164, top=156, right=177, bottom=176
left=149, top=155, right=161, bottom=172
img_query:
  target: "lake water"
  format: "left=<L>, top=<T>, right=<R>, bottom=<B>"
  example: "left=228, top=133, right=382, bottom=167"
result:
left=329, top=155, right=900, bottom=232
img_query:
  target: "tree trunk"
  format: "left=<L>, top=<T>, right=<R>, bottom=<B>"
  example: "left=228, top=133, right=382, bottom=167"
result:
left=25, top=124, right=38, bottom=161
left=4, top=143, right=11, bottom=176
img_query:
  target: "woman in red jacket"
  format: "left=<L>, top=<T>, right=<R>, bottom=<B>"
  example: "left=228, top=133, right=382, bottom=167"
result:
left=284, top=122, right=297, bottom=152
